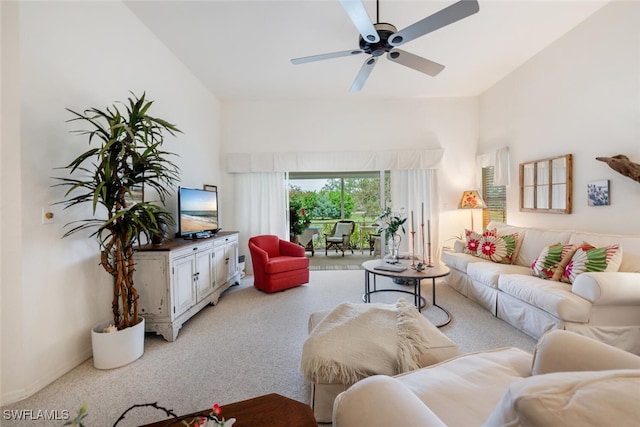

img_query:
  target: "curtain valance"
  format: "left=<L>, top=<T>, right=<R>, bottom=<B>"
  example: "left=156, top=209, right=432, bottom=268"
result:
left=226, top=149, right=444, bottom=173
left=477, top=146, right=510, bottom=186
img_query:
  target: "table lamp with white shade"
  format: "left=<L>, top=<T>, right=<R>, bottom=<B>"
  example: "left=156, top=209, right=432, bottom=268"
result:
left=458, top=190, right=486, bottom=232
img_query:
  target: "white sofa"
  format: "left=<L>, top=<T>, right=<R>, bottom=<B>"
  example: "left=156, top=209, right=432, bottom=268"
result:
left=333, top=330, right=640, bottom=427
left=441, top=221, right=640, bottom=354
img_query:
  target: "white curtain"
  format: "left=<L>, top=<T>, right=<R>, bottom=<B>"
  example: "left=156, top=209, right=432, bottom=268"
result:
left=234, top=172, right=288, bottom=263
left=390, top=169, right=439, bottom=263
left=477, top=146, right=510, bottom=186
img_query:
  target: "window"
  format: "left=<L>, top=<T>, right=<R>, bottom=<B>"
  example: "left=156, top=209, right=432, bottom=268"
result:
left=288, top=171, right=389, bottom=222
left=519, top=154, right=572, bottom=214
left=482, top=166, right=506, bottom=228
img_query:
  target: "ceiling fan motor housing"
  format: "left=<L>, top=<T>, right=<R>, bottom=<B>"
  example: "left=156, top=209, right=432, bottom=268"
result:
left=359, top=22, right=397, bottom=57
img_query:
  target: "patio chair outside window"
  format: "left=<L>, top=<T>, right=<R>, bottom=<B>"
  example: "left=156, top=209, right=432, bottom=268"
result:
left=324, top=220, right=356, bottom=256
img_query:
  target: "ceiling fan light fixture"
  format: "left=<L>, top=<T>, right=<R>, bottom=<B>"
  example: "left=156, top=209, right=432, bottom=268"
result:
left=359, top=22, right=396, bottom=56
left=292, top=0, right=480, bottom=92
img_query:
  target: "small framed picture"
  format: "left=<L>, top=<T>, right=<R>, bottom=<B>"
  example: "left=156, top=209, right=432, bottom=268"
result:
left=203, top=185, right=217, bottom=192
left=587, top=180, right=610, bottom=206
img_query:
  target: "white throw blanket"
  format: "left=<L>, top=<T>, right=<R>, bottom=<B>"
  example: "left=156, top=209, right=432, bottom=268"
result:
left=301, top=298, right=435, bottom=385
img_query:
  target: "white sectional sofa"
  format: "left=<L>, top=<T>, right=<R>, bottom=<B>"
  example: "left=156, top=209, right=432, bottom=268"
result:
left=333, top=330, right=640, bottom=427
left=441, top=221, right=640, bottom=354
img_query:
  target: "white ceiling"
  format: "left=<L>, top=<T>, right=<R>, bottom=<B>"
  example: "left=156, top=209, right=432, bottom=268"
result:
left=125, top=0, right=609, bottom=100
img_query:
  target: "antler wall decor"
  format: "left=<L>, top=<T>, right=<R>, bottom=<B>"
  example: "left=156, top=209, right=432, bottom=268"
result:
left=596, top=154, right=640, bottom=184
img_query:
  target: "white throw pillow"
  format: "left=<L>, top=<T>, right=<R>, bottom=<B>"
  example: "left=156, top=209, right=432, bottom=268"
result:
left=483, top=370, right=640, bottom=427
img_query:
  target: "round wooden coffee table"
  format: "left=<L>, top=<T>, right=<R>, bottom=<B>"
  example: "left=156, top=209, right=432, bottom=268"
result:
left=362, top=259, right=452, bottom=327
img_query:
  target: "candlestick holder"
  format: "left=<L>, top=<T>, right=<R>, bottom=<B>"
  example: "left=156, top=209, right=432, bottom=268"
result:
left=410, top=231, right=416, bottom=268
left=420, top=224, right=426, bottom=265
left=425, top=219, right=433, bottom=267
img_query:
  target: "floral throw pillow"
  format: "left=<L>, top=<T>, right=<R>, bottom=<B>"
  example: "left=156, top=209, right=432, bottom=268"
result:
left=561, top=243, right=623, bottom=284
left=531, top=243, right=575, bottom=279
left=477, top=232, right=520, bottom=264
left=463, top=229, right=483, bottom=255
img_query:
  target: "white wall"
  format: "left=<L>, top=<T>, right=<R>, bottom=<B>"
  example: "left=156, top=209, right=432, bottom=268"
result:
left=479, top=0, right=640, bottom=235
left=220, top=98, right=480, bottom=259
left=1, top=0, right=26, bottom=406
left=1, top=1, right=222, bottom=404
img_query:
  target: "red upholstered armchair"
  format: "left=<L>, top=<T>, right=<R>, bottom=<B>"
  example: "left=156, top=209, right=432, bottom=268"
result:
left=248, top=235, right=310, bottom=293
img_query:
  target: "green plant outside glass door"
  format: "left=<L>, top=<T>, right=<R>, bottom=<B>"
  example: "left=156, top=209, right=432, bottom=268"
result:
left=289, top=172, right=390, bottom=249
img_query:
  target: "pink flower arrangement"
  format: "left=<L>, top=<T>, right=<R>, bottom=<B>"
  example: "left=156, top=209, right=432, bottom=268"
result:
left=192, top=403, right=235, bottom=427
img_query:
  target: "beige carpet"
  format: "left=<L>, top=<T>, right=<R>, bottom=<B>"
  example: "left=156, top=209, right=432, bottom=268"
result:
left=0, top=270, right=536, bottom=426
left=308, top=251, right=377, bottom=270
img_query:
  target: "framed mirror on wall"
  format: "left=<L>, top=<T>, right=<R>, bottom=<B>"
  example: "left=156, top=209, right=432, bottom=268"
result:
left=520, top=154, right=572, bottom=214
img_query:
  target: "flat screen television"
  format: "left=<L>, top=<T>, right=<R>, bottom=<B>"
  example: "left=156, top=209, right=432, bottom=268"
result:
left=178, top=186, right=219, bottom=237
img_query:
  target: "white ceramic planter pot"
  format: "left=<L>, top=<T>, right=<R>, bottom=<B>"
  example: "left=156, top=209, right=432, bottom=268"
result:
left=91, top=317, right=145, bottom=369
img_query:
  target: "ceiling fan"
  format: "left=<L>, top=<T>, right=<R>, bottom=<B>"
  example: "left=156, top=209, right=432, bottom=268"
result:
left=291, top=0, right=480, bottom=93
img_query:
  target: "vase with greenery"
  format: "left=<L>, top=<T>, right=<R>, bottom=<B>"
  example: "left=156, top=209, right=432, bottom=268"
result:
left=55, top=92, right=181, bottom=331
left=377, top=206, right=407, bottom=263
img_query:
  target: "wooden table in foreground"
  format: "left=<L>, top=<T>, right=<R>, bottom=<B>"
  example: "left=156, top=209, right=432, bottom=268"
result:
left=140, top=393, right=317, bottom=427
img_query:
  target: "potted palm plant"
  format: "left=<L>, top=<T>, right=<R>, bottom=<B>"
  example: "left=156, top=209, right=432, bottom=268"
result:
left=55, top=92, right=181, bottom=369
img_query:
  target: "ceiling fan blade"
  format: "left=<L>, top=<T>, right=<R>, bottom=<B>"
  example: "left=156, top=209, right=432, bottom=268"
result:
left=291, top=49, right=363, bottom=65
left=388, top=0, right=479, bottom=47
left=340, top=0, right=380, bottom=43
left=387, top=49, right=445, bottom=77
left=350, top=57, right=377, bottom=93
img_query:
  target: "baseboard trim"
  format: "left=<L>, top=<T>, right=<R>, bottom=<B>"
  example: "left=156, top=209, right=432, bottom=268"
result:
left=1, top=347, right=93, bottom=405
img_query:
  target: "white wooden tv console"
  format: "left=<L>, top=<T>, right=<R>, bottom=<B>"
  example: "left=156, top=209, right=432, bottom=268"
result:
left=133, top=231, right=241, bottom=341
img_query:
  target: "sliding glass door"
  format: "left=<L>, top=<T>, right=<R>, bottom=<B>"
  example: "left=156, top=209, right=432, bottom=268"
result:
left=288, top=171, right=390, bottom=250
